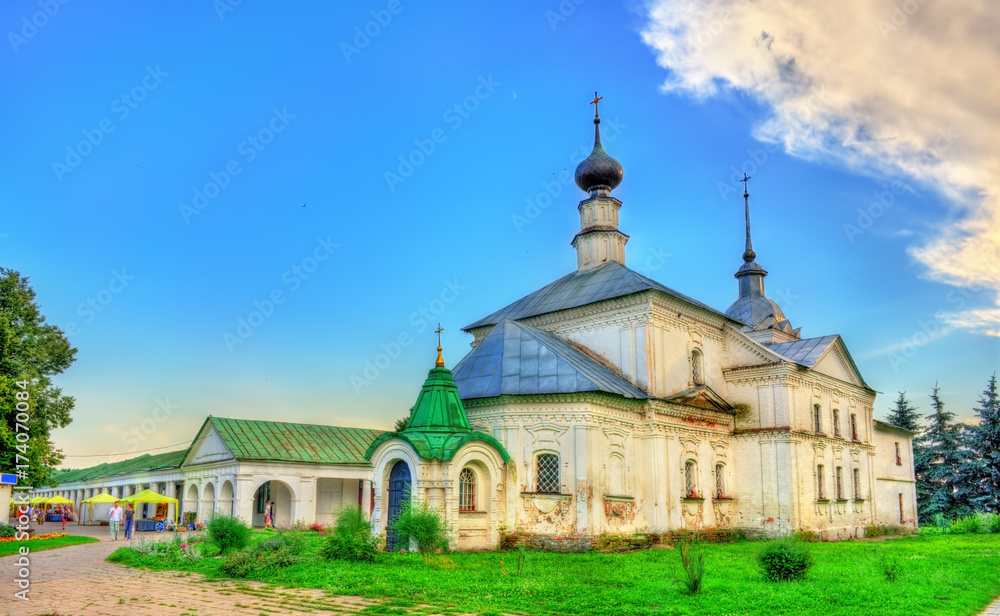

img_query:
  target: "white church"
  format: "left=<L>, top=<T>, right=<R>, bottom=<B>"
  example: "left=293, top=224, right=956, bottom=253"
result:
left=40, top=100, right=917, bottom=548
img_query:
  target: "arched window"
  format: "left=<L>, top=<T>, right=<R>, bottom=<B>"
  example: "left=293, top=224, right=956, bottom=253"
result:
left=813, top=405, right=822, bottom=433
left=850, top=414, right=859, bottom=441
left=853, top=468, right=861, bottom=499
left=684, top=460, right=699, bottom=498
left=536, top=454, right=559, bottom=493
left=816, top=464, right=826, bottom=499
left=714, top=463, right=727, bottom=498
left=832, top=409, right=841, bottom=437
left=691, top=349, right=704, bottom=385
left=459, top=468, right=476, bottom=512
left=835, top=466, right=844, bottom=499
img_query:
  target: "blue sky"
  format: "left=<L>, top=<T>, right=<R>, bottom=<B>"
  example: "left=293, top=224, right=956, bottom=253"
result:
left=1, top=0, right=996, bottom=467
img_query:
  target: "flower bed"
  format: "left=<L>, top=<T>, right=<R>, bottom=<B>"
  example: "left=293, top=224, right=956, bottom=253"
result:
left=0, top=532, right=68, bottom=543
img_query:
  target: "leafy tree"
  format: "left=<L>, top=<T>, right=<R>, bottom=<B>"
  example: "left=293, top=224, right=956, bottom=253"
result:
left=915, top=384, right=971, bottom=521
left=0, top=269, right=77, bottom=487
left=885, top=391, right=921, bottom=432
left=963, top=374, right=1000, bottom=513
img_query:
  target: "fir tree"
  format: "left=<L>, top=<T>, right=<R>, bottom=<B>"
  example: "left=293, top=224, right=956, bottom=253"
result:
left=914, top=383, right=971, bottom=521
left=885, top=391, right=921, bottom=432
left=963, top=374, right=1000, bottom=513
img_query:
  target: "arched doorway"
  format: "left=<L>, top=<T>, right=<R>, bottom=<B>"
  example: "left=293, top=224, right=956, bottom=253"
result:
left=219, top=481, right=235, bottom=516
left=251, top=480, right=293, bottom=528
left=386, top=460, right=411, bottom=551
left=201, top=482, right=216, bottom=521
left=184, top=484, right=199, bottom=525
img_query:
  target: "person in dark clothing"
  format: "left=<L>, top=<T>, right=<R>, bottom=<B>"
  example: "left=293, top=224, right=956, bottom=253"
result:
left=124, top=504, right=135, bottom=540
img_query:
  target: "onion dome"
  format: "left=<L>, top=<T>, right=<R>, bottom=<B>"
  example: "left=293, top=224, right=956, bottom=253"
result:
left=575, top=94, right=623, bottom=193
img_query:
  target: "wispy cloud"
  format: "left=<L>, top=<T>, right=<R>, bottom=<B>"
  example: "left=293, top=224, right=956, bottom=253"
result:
left=640, top=0, right=1000, bottom=336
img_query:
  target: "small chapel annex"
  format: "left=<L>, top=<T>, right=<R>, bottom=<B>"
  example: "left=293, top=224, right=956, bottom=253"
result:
left=39, top=98, right=917, bottom=548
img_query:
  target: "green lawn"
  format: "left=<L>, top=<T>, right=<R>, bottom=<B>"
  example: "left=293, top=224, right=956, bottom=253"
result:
left=107, top=531, right=1000, bottom=616
left=0, top=535, right=99, bottom=557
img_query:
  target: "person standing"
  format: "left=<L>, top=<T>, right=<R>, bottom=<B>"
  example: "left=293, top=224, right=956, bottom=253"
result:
left=270, top=501, right=276, bottom=528
left=263, top=499, right=272, bottom=528
left=109, top=501, right=124, bottom=540
left=124, top=504, right=135, bottom=540
left=61, top=508, right=68, bottom=531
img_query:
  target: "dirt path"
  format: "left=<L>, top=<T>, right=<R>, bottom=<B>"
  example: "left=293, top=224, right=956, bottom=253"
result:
left=0, top=539, right=381, bottom=616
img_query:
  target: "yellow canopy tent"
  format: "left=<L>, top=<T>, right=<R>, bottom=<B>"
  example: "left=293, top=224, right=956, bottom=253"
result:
left=40, top=495, right=75, bottom=523
left=121, top=489, right=180, bottom=525
left=79, top=493, right=118, bottom=525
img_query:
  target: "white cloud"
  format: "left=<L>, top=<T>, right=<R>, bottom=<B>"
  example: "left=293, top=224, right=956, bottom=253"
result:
left=640, top=0, right=1000, bottom=336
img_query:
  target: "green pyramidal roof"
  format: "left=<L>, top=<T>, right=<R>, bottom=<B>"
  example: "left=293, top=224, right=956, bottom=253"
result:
left=365, top=364, right=510, bottom=463
left=406, top=366, right=471, bottom=432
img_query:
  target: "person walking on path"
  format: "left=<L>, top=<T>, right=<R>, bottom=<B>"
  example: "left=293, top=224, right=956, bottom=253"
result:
left=124, top=504, right=135, bottom=540
left=61, top=508, right=68, bottom=531
left=264, top=500, right=272, bottom=528
left=109, top=501, right=124, bottom=540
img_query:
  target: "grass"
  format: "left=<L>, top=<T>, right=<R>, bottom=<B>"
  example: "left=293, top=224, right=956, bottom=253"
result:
left=0, top=535, right=99, bottom=557
left=106, top=530, right=1000, bottom=616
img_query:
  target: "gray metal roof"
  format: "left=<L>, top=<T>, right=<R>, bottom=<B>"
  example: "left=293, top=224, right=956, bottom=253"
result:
left=726, top=295, right=787, bottom=328
left=452, top=319, right=651, bottom=400
left=464, top=261, right=731, bottom=331
left=766, top=335, right=839, bottom=367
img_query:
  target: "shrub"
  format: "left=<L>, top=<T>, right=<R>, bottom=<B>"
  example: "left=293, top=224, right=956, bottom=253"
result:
left=0, top=524, right=16, bottom=539
left=758, top=538, right=813, bottom=582
left=675, top=537, right=705, bottom=594
left=221, top=539, right=297, bottom=578
left=321, top=506, right=380, bottom=563
left=207, top=513, right=251, bottom=554
left=950, top=515, right=983, bottom=534
left=932, top=513, right=949, bottom=529
left=879, top=552, right=900, bottom=583
left=391, top=498, right=450, bottom=562
left=987, top=513, right=1000, bottom=534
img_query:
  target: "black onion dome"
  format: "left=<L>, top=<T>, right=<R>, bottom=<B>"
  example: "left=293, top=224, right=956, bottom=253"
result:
left=575, top=118, right=623, bottom=193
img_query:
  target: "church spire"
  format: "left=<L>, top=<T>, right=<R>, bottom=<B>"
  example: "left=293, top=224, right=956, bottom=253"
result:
left=733, top=174, right=767, bottom=298
left=571, top=92, right=628, bottom=271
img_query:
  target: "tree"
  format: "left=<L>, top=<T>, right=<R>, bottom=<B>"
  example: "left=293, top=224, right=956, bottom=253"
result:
left=394, top=415, right=409, bottom=432
left=885, top=391, right=921, bottom=432
left=914, top=383, right=971, bottom=521
left=0, top=269, right=77, bottom=487
left=963, top=374, right=1000, bottom=513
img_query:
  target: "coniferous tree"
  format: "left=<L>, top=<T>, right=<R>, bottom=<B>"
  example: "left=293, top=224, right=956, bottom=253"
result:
left=885, top=391, right=921, bottom=432
left=963, top=374, right=1000, bottom=513
left=914, top=383, right=971, bottom=521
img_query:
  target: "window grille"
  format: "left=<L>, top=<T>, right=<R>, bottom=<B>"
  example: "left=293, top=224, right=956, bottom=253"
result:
left=685, top=461, right=698, bottom=497
left=814, top=405, right=822, bottom=433
left=459, top=468, right=476, bottom=511
left=853, top=468, right=861, bottom=499
left=714, top=464, right=726, bottom=498
left=835, top=467, right=843, bottom=499
left=536, top=454, right=559, bottom=493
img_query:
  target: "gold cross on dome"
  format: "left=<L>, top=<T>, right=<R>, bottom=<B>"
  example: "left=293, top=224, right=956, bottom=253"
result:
left=741, top=173, right=751, bottom=193
left=435, top=323, right=444, bottom=346
left=590, top=91, right=603, bottom=117
left=434, top=323, right=445, bottom=367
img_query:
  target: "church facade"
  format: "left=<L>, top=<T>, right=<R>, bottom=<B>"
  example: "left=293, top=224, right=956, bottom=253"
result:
left=39, top=102, right=916, bottom=548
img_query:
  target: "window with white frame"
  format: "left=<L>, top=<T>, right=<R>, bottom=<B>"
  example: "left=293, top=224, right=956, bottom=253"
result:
left=459, top=467, right=476, bottom=511
left=814, top=405, right=822, bottom=433
left=691, top=349, right=704, bottom=385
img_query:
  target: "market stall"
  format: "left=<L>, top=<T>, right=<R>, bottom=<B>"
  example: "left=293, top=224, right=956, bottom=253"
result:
left=42, top=495, right=75, bottom=522
left=79, top=492, right=117, bottom=525
left=121, top=488, right=179, bottom=532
